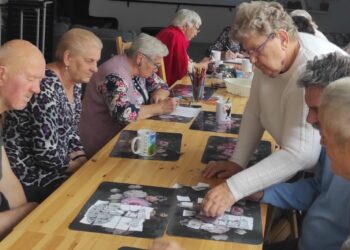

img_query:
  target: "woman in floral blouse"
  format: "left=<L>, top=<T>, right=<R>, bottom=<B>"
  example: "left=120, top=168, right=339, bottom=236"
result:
left=80, top=33, right=177, bottom=158
left=3, top=28, right=102, bottom=202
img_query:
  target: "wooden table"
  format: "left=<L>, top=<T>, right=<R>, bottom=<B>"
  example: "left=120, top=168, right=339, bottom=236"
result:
left=0, top=78, right=274, bottom=250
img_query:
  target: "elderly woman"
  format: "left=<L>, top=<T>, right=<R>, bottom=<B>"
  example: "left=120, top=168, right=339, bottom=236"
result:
left=79, top=33, right=177, bottom=158
left=202, top=1, right=344, bottom=217
left=156, top=9, right=206, bottom=86
left=3, top=28, right=102, bottom=203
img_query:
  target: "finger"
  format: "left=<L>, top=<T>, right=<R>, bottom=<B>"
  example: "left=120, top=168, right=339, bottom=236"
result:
left=204, top=164, right=230, bottom=178
left=217, top=170, right=235, bottom=178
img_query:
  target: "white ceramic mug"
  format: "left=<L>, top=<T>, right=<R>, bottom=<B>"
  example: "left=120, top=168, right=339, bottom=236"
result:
left=216, top=100, right=232, bottom=123
left=131, top=129, right=156, bottom=157
left=242, top=58, right=253, bottom=73
left=211, top=50, right=221, bottom=62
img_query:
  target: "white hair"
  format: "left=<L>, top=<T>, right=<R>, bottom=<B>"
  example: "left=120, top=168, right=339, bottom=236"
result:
left=290, top=9, right=318, bottom=30
left=171, top=9, right=202, bottom=29
left=320, top=76, right=350, bottom=144
left=127, top=33, right=168, bottom=60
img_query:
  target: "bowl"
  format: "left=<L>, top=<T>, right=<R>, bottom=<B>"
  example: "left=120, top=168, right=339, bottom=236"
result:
left=224, top=76, right=253, bottom=97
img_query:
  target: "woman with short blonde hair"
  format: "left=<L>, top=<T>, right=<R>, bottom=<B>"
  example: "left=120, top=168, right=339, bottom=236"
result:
left=4, top=28, right=102, bottom=203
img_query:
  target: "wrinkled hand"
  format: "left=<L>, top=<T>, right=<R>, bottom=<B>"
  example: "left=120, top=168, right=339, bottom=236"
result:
left=224, top=50, right=239, bottom=60
left=148, top=238, right=183, bottom=250
left=202, top=182, right=235, bottom=217
left=151, top=89, right=170, bottom=104
left=67, top=150, right=87, bottom=173
left=202, top=161, right=243, bottom=179
left=246, top=191, right=264, bottom=202
left=159, top=97, right=177, bottom=114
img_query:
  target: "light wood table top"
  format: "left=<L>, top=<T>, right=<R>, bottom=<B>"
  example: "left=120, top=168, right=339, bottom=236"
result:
left=1, top=78, right=274, bottom=250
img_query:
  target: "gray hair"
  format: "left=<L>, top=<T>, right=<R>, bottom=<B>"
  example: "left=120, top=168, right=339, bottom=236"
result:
left=127, top=33, right=168, bottom=60
left=290, top=9, right=318, bottom=30
left=297, top=52, right=350, bottom=88
left=232, top=1, right=297, bottom=41
left=319, top=77, right=350, bottom=144
left=171, top=9, right=202, bottom=29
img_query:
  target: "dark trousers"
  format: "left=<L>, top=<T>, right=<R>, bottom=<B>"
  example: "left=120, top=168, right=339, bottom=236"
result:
left=22, top=179, right=65, bottom=203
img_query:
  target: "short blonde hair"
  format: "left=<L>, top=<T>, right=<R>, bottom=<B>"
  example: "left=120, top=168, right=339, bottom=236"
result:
left=55, top=28, right=103, bottom=61
left=171, top=9, right=202, bottom=29
left=320, top=77, right=350, bottom=145
left=232, top=1, right=297, bottom=41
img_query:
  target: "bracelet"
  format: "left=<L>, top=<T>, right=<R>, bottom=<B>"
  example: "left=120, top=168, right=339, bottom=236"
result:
left=71, top=154, right=87, bottom=161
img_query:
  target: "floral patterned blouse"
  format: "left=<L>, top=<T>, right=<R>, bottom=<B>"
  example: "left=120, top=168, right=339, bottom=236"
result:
left=98, top=73, right=169, bottom=123
left=3, top=69, right=83, bottom=187
left=206, top=26, right=241, bottom=57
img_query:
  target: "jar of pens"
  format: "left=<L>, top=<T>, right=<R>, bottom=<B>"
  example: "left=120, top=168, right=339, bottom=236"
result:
left=188, top=67, right=206, bottom=102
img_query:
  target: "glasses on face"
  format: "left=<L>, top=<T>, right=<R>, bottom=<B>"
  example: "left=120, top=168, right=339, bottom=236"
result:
left=142, top=53, right=161, bottom=71
left=246, top=33, right=276, bottom=58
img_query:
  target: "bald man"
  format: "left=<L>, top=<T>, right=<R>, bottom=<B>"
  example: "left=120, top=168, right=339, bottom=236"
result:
left=0, top=39, right=45, bottom=239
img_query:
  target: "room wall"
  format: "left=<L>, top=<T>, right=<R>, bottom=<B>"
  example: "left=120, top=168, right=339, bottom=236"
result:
left=90, top=0, right=350, bottom=43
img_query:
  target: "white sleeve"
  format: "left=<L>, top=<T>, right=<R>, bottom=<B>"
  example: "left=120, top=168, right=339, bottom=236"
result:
left=229, top=75, right=265, bottom=168
left=227, top=83, right=321, bottom=201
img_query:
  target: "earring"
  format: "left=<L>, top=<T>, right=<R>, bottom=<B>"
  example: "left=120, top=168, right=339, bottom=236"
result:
left=65, top=65, right=68, bottom=70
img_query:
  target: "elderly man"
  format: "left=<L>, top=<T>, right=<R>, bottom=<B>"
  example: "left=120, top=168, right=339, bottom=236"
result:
left=0, top=40, right=45, bottom=238
left=258, top=52, right=350, bottom=250
left=156, top=9, right=207, bottom=86
left=318, top=77, right=350, bottom=250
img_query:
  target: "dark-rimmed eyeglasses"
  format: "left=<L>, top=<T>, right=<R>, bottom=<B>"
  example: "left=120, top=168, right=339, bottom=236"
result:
left=246, top=33, right=276, bottom=58
left=142, top=53, right=161, bottom=71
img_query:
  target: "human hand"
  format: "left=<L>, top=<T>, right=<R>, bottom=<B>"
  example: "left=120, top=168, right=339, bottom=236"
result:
left=148, top=238, right=183, bottom=250
left=201, top=182, right=235, bottom=217
left=67, top=150, right=87, bottom=173
left=224, top=50, right=239, bottom=60
left=159, top=97, right=177, bottom=114
left=246, top=191, right=264, bottom=202
left=151, top=89, right=170, bottom=104
left=202, top=161, right=243, bottom=179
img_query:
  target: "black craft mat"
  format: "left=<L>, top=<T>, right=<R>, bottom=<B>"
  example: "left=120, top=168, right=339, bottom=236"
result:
left=171, top=84, right=215, bottom=100
left=70, top=182, right=176, bottom=238
left=110, top=130, right=182, bottom=161
left=167, top=186, right=263, bottom=244
left=148, top=114, right=193, bottom=123
left=201, top=136, right=272, bottom=165
left=190, top=111, right=242, bottom=134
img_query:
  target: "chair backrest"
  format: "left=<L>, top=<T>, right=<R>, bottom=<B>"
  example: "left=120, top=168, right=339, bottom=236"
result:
left=116, top=36, right=132, bottom=55
left=115, top=36, right=167, bottom=83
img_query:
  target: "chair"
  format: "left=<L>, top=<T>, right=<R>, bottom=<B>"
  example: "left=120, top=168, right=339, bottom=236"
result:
left=115, top=36, right=167, bottom=83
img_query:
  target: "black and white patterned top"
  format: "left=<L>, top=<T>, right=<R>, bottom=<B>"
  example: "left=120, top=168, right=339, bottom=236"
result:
left=206, top=26, right=241, bottom=57
left=3, top=69, right=83, bottom=187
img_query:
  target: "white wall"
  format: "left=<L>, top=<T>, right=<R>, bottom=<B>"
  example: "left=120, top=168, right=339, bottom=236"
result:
left=90, top=0, right=350, bottom=43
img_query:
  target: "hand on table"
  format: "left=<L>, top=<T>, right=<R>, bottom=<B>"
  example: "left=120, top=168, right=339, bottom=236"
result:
left=159, top=97, right=177, bottom=114
left=148, top=238, right=183, bottom=250
left=224, top=50, right=239, bottom=60
left=151, top=89, right=170, bottom=104
left=201, top=182, right=235, bottom=217
left=202, top=161, right=243, bottom=179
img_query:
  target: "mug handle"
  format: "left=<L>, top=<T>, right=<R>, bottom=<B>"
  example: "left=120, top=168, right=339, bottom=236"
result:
left=131, top=137, right=141, bottom=154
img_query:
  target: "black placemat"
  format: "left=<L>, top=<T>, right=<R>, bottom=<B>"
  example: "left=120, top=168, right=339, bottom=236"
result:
left=148, top=114, right=193, bottom=123
left=201, top=136, right=272, bottom=165
left=70, top=182, right=176, bottom=238
left=171, top=84, right=215, bottom=100
left=119, top=248, right=144, bottom=250
left=167, top=186, right=263, bottom=244
left=110, top=130, right=182, bottom=161
left=190, top=111, right=242, bottom=134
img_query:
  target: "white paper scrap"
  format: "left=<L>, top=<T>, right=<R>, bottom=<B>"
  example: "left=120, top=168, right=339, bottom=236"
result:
left=169, top=106, right=201, bottom=118
left=183, top=210, right=196, bottom=217
left=177, top=195, right=191, bottom=202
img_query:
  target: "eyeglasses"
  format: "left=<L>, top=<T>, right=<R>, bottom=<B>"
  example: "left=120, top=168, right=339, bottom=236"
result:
left=246, top=33, right=276, bottom=58
left=142, top=53, right=161, bottom=71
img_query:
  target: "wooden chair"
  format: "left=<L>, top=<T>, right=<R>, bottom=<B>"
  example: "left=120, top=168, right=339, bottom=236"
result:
left=115, top=36, right=167, bottom=83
